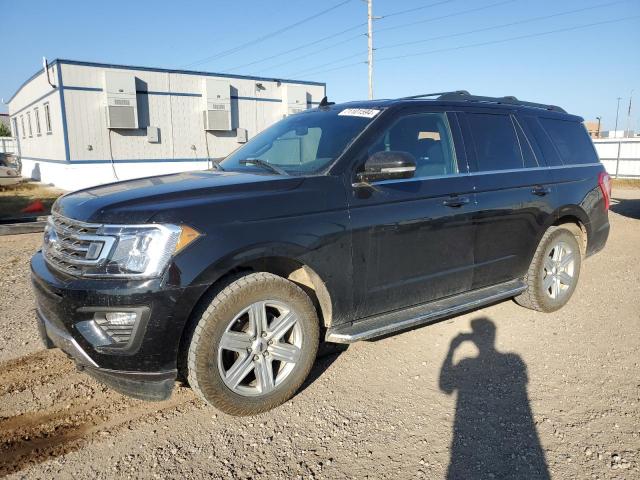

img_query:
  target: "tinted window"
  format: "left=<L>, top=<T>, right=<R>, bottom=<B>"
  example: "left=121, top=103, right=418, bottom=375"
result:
left=539, top=118, right=598, bottom=165
left=467, top=113, right=522, bottom=171
left=521, top=116, right=563, bottom=166
left=368, top=112, right=459, bottom=177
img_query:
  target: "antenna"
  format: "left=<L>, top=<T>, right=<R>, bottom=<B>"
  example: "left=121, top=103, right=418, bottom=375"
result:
left=318, top=96, right=335, bottom=107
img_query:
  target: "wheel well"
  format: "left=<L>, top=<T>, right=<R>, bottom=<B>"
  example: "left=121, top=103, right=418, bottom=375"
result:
left=176, top=257, right=333, bottom=382
left=239, top=257, right=333, bottom=328
left=553, top=216, right=587, bottom=255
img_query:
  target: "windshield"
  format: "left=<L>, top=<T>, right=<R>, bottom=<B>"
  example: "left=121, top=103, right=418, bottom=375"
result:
left=221, top=108, right=379, bottom=175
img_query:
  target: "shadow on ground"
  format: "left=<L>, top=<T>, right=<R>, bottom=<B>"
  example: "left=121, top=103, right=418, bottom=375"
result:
left=297, top=343, right=348, bottom=396
left=439, top=317, right=550, bottom=479
left=610, top=197, right=640, bottom=220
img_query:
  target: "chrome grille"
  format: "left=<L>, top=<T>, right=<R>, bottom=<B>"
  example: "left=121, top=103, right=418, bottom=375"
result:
left=43, top=214, right=114, bottom=276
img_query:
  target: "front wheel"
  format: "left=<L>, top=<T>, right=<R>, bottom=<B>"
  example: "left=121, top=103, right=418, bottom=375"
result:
left=187, top=272, right=319, bottom=415
left=515, top=226, right=582, bottom=312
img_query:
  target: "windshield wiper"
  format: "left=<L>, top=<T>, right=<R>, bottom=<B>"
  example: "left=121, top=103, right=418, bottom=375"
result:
left=239, top=158, right=288, bottom=176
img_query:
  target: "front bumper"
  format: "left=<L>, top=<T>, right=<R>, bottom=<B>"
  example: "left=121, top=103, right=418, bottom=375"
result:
left=37, top=309, right=175, bottom=400
left=31, top=251, right=207, bottom=401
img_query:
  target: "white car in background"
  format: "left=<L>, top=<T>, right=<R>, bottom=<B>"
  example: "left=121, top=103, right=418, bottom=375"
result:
left=0, top=154, right=22, bottom=186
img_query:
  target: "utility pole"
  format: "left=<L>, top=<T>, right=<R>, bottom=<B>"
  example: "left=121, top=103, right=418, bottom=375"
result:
left=367, top=0, right=374, bottom=100
left=614, top=97, right=622, bottom=138
left=625, top=90, right=633, bottom=138
left=596, top=116, right=601, bottom=138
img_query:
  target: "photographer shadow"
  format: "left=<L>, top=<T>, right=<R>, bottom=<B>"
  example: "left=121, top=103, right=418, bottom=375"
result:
left=439, top=317, right=550, bottom=479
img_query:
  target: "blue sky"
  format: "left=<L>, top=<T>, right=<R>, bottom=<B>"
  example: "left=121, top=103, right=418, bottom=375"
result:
left=2, top=0, right=639, bottom=131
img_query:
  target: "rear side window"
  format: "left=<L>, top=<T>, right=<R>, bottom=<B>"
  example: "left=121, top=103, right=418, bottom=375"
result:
left=466, top=113, right=523, bottom=171
left=521, top=116, right=562, bottom=166
left=539, top=118, right=598, bottom=165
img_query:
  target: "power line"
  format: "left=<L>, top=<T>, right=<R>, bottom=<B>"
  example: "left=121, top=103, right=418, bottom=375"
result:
left=181, top=0, right=353, bottom=69
left=226, top=0, right=462, bottom=74
left=286, top=0, right=520, bottom=77
left=287, top=51, right=367, bottom=78
left=226, top=25, right=365, bottom=74
left=376, top=16, right=640, bottom=62
left=379, top=0, right=454, bottom=19
left=376, top=0, right=628, bottom=52
left=247, top=33, right=366, bottom=75
left=290, top=0, right=623, bottom=79
left=376, top=0, right=517, bottom=34
left=293, top=16, right=639, bottom=78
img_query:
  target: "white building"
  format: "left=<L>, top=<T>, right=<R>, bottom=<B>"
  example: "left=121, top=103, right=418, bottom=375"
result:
left=8, top=59, right=325, bottom=191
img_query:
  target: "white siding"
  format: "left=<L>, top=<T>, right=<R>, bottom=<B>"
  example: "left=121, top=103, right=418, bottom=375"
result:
left=9, top=60, right=325, bottom=190
left=59, top=63, right=325, bottom=164
left=8, top=63, right=67, bottom=181
left=8, top=60, right=325, bottom=191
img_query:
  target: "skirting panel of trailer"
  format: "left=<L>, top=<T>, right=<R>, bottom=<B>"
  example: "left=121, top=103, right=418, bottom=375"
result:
left=8, top=59, right=325, bottom=191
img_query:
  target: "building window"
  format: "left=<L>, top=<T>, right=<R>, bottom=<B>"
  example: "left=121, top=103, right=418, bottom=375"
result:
left=44, top=103, right=52, bottom=133
left=34, top=107, right=41, bottom=136
left=27, top=111, right=33, bottom=137
left=12, top=118, right=18, bottom=138
left=20, top=116, right=25, bottom=139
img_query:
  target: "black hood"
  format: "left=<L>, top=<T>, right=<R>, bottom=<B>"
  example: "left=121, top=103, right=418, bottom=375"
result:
left=53, top=170, right=304, bottom=224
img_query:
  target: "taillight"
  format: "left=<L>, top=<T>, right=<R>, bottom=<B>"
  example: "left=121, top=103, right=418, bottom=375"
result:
left=598, top=171, right=612, bottom=210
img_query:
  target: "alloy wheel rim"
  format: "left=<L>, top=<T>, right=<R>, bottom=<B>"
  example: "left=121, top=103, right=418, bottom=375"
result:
left=217, top=300, right=302, bottom=397
left=543, top=240, right=575, bottom=300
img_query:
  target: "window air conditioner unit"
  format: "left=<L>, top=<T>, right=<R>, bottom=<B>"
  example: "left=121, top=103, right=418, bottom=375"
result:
left=104, top=71, right=138, bottom=129
left=282, top=85, right=308, bottom=117
left=203, top=79, right=232, bottom=131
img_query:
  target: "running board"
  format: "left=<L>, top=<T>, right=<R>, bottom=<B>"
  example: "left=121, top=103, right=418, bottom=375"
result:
left=325, top=279, right=526, bottom=343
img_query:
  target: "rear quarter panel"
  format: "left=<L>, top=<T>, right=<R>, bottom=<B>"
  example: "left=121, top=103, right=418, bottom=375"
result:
left=551, top=164, right=609, bottom=256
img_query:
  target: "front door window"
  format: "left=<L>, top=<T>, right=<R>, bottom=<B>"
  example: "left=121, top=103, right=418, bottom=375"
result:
left=368, top=112, right=459, bottom=178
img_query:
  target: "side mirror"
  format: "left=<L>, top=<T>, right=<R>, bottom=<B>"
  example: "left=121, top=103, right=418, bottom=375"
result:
left=357, top=151, right=416, bottom=183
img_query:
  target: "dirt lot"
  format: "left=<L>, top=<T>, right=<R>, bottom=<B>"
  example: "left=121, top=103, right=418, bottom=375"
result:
left=1, top=189, right=639, bottom=479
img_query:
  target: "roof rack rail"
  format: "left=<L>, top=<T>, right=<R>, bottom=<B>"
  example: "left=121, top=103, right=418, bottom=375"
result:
left=400, top=90, right=470, bottom=100
left=401, top=90, right=566, bottom=113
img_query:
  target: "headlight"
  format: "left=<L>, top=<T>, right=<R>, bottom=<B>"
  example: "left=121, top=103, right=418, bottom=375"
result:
left=95, top=224, right=182, bottom=277
left=43, top=215, right=201, bottom=279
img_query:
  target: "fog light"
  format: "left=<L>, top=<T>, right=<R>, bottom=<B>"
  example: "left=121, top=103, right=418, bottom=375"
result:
left=104, top=312, right=137, bottom=326
left=76, top=307, right=150, bottom=353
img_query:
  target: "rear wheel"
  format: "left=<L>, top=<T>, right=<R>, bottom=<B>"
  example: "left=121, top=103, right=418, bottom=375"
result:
left=187, top=272, right=319, bottom=415
left=515, top=226, right=582, bottom=312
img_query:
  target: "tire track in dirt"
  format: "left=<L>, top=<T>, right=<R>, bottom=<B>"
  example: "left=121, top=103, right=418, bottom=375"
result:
left=0, top=350, right=75, bottom=396
left=0, top=349, right=198, bottom=476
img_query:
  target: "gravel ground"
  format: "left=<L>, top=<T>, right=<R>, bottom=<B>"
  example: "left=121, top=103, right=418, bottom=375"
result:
left=1, top=189, right=639, bottom=479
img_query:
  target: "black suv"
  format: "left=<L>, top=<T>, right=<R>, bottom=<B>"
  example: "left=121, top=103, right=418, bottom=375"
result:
left=31, top=91, right=611, bottom=415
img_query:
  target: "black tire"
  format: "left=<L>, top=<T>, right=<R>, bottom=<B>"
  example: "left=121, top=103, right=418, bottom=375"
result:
left=187, top=272, right=319, bottom=416
left=515, top=226, right=582, bottom=312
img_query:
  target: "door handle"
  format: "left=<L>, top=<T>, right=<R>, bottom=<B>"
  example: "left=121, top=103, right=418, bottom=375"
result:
left=442, top=196, right=470, bottom=208
left=531, top=186, right=551, bottom=196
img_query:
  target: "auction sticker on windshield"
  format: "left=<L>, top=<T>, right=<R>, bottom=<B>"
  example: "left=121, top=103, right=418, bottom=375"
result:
left=338, top=108, right=380, bottom=118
